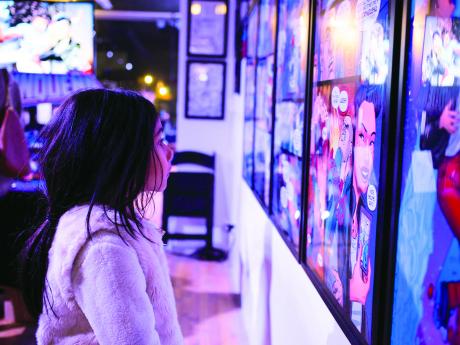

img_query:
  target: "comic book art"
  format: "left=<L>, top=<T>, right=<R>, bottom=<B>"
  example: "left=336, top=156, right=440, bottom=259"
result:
left=272, top=101, right=304, bottom=247
left=276, top=0, right=309, bottom=101
left=305, top=0, right=389, bottom=342
left=392, top=1, right=460, bottom=344
left=271, top=0, right=308, bottom=250
left=254, top=56, right=274, bottom=205
left=243, top=7, right=258, bottom=186
left=257, top=0, right=277, bottom=58
left=253, top=0, right=276, bottom=206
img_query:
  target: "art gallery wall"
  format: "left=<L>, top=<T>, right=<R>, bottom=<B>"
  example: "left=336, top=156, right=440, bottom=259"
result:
left=174, top=0, right=352, bottom=343
left=174, top=0, right=243, bottom=264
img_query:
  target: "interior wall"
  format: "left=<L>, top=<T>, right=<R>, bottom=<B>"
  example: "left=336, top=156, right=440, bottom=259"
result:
left=238, top=183, right=350, bottom=345
left=175, top=0, right=243, bottom=294
left=176, top=0, right=243, bottom=251
left=175, top=0, right=351, bottom=343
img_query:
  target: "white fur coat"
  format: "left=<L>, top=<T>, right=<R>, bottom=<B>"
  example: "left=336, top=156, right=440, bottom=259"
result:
left=36, top=205, right=183, bottom=345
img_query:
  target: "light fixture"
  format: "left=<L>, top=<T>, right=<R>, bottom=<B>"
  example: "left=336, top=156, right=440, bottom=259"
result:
left=125, top=62, right=133, bottom=71
left=215, top=3, right=227, bottom=15
left=144, top=74, right=154, bottom=85
left=198, top=73, right=208, bottom=82
left=191, top=3, right=202, bottom=15
left=158, top=86, right=169, bottom=97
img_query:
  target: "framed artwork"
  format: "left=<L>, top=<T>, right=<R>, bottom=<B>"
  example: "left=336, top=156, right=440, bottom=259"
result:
left=303, top=0, right=392, bottom=344
left=390, top=2, right=460, bottom=345
left=253, top=0, right=276, bottom=208
left=243, top=4, right=258, bottom=186
left=185, top=61, right=226, bottom=120
left=187, top=0, right=229, bottom=57
left=271, top=0, right=309, bottom=255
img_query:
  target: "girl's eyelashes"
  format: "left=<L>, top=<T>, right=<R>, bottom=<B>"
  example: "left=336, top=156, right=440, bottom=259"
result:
left=157, top=132, right=168, bottom=146
left=161, top=132, right=167, bottom=142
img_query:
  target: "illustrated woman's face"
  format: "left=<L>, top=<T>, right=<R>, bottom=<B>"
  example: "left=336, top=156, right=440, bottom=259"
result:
left=353, top=101, right=376, bottom=195
left=146, top=118, right=173, bottom=192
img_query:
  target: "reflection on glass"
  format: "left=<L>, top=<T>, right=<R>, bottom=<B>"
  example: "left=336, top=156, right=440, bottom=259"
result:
left=253, top=0, right=277, bottom=205
left=243, top=7, right=258, bottom=186
left=272, top=0, right=309, bottom=250
left=392, top=2, right=460, bottom=344
left=305, top=0, right=390, bottom=342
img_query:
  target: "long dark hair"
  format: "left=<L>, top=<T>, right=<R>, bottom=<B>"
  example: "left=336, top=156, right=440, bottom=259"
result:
left=21, top=88, right=163, bottom=319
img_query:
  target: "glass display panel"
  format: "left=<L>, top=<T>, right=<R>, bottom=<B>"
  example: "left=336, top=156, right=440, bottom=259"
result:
left=254, top=55, right=274, bottom=204
left=392, top=1, right=460, bottom=344
left=242, top=6, right=258, bottom=186
left=272, top=0, right=309, bottom=249
left=305, top=0, right=390, bottom=341
left=253, top=0, right=276, bottom=205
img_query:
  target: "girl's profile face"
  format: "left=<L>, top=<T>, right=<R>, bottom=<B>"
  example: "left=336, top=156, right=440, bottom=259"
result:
left=145, top=118, right=173, bottom=192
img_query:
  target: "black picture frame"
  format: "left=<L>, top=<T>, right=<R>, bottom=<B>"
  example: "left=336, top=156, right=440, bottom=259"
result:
left=299, top=1, right=406, bottom=345
left=269, top=0, right=309, bottom=259
left=185, top=60, right=226, bottom=120
left=187, top=0, right=229, bottom=58
left=242, top=4, right=259, bottom=188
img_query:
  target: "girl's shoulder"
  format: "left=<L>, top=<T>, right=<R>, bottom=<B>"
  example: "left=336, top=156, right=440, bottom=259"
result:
left=55, top=204, right=164, bottom=248
left=48, top=205, right=164, bottom=303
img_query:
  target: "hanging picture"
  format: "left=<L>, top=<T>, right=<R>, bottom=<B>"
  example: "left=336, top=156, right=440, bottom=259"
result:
left=304, top=0, right=391, bottom=343
left=253, top=0, right=277, bottom=207
left=272, top=0, right=309, bottom=252
left=187, top=0, right=229, bottom=57
left=243, top=5, right=259, bottom=186
left=391, top=2, right=460, bottom=344
left=186, top=61, right=226, bottom=119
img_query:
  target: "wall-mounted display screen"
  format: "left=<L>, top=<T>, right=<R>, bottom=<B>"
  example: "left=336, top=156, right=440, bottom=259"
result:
left=0, top=1, right=94, bottom=74
left=392, top=2, right=460, bottom=344
left=271, top=0, right=309, bottom=249
left=305, top=0, right=390, bottom=342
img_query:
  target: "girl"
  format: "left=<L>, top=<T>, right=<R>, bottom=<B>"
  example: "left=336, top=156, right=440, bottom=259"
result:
left=20, top=89, right=183, bottom=344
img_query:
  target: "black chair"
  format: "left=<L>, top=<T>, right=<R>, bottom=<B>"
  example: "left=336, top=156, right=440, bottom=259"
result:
left=162, top=151, right=226, bottom=261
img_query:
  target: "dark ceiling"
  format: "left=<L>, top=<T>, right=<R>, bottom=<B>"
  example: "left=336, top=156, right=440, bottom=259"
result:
left=94, top=1, right=179, bottom=116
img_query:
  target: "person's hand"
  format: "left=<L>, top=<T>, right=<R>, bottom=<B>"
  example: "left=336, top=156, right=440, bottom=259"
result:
left=440, top=100, right=459, bottom=134
left=349, top=246, right=371, bottom=305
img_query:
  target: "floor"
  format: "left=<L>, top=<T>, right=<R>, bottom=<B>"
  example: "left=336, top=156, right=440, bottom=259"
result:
left=0, top=248, right=248, bottom=345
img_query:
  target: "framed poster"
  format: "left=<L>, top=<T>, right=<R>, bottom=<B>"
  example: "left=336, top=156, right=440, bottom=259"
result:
left=271, top=0, right=309, bottom=253
left=253, top=0, right=276, bottom=207
left=391, top=2, right=460, bottom=344
left=303, top=0, right=392, bottom=344
left=253, top=55, right=275, bottom=206
left=187, top=0, right=229, bottom=57
left=185, top=61, right=226, bottom=119
left=242, top=5, right=259, bottom=186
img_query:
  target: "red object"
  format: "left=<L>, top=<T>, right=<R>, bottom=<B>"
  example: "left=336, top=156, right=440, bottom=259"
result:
left=437, top=153, right=460, bottom=240
left=448, top=282, right=460, bottom=310
left=428, top=283, right=434, bottom=299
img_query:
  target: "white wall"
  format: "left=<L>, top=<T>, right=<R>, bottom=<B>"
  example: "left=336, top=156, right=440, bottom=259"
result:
left=175, top=1, right=351, bottom=343
left=176, top=0, right=243, bottom=248
left=238, top=184, right=350, bottom=345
